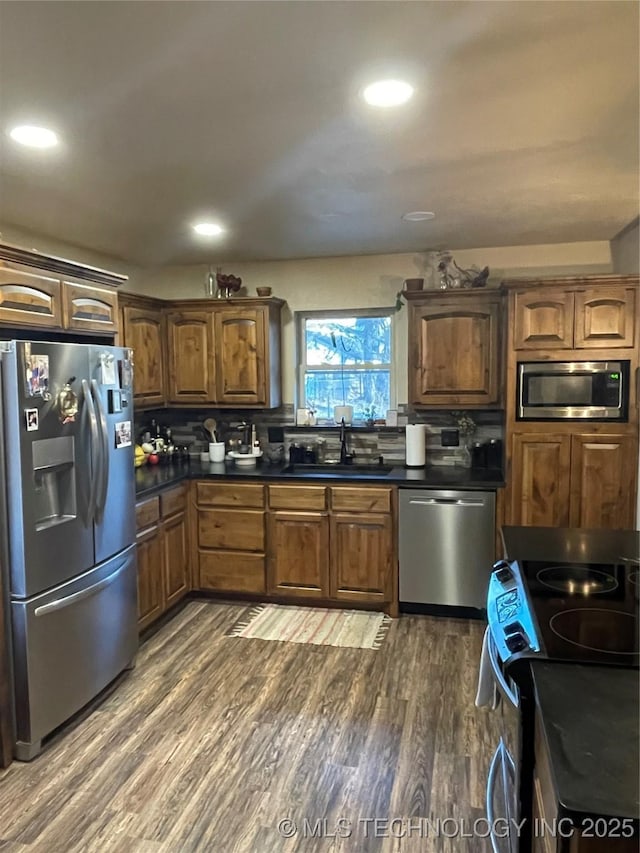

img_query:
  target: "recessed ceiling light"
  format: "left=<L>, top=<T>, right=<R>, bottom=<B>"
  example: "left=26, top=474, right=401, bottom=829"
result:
left=193, top=222, right=225, bottom=237
left=362, top=79, right=414, bottom=108
left=9, top=125, right=59, bottom=149
left=402, top=211, right=436, bottom=222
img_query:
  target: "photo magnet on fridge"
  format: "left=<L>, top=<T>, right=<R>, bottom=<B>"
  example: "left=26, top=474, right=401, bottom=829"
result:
left=115, top=420, right=132, bottom=448
left=25, top=354, right=49, bottom=398
left=25, top=408, right=39, bottom=432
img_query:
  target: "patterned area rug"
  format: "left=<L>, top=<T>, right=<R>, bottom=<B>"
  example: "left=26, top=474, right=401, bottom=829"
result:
left=226, top=604, right=391, bottom=649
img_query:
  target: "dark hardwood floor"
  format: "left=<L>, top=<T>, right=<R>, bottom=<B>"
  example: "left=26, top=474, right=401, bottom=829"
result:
left=0, top=602, right=500, bottom=852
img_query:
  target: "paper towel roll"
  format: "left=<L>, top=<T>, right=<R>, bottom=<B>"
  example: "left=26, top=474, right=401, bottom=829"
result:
left=405, top=424, right=426, bottom=467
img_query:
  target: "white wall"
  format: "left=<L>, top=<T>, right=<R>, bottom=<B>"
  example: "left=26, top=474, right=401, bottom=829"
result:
left=611, top=218, right=640, bottom=274
left=131, top=241, right=612, bottom=404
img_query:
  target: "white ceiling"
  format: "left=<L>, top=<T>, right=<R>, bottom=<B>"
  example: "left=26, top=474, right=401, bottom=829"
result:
left=0, top=1, right=638, bottom=267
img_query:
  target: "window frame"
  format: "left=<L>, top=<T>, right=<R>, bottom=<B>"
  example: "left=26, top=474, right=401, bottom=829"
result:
left=295, top=306, right=396, bottom=419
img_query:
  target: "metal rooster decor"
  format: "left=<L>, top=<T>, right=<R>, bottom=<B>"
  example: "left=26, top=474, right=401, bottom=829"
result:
left=437, top=252, right=489, bottom=289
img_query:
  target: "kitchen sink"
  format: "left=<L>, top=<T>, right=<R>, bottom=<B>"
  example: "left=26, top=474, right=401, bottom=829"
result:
left=281, top=463, right=394, bottom=477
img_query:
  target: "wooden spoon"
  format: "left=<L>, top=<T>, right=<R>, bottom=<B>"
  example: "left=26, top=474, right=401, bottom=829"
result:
left=204, top=417, right=218, bottom=442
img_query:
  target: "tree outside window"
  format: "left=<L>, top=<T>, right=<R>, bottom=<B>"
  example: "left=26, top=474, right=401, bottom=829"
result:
left=297, top=311, right=393, bottom=420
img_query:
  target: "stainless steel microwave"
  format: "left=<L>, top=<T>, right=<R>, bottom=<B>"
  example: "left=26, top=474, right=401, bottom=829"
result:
left=517, top=360, right=630, bottom=421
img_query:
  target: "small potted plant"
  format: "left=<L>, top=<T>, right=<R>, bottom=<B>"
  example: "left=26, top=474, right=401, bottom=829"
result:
left=363, top=404, right=376, bottom=427
left=452, top=410, right=477, bottom=467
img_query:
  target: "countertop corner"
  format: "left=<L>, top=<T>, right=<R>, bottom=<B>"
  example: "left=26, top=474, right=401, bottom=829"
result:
left=531, top=660, right=639, bottom=826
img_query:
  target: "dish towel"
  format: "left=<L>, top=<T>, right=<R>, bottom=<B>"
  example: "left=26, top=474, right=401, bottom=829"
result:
left=475, top=627, right=498, bottom=710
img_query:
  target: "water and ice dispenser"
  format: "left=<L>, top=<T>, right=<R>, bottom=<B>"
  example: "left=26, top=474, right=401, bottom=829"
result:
left=31, top=436, right=77, bottom=531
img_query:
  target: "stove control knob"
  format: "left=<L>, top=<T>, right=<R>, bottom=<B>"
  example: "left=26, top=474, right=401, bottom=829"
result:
left=505, top=632, right=528, bottom=653
left=493, top=560, right=514, bottom=584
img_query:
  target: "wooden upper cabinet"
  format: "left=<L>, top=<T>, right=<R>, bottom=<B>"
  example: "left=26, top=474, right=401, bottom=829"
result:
left=570, top=434, right=637, bottom=529
left=509, top=433, right=572, bottom=527
left=408, top=291, right=501, bottom=407
left=61, top=281, right=118, bottom=333
left=508, top=277, right=638, bottom=352
left=0, top=262, right=62, bottom=328
left=166, top=310, right=215, bottom=403
left=214, top=307, right=266, bottom=405
left=574, top=286, right=636, bottom=349
left=513, top=288, right=574, bottom=350
left=0, top=245, right=126, bottom=336
left=163, top=298, right=283, bottom=408
left=121, top=299, right=165, bottom=408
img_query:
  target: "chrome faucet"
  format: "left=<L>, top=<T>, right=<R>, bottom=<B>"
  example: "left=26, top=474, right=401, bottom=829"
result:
left=339, top=418, right=352, bottom=464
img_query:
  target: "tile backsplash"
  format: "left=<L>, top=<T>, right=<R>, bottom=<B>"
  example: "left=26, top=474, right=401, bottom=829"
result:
left=135, top=404, right=504, bottom=469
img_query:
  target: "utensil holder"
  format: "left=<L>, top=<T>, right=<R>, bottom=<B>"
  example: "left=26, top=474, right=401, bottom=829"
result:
left=208, top=442, right=226, bottom=463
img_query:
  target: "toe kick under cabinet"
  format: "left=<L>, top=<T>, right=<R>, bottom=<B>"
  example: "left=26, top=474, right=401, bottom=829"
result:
left=194, top=481, right=397, bottom=613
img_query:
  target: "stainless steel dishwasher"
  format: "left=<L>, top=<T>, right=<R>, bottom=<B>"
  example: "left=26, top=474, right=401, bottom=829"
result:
left=399, top=488, right=496, bottom=610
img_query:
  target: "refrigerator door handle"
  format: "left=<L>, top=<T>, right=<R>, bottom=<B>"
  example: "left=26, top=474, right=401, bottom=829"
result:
left=91, top=379, right=110, bottom=519
left=81, top=379, right=100, bottom=524
left=33, top=558, right=128, bottom=616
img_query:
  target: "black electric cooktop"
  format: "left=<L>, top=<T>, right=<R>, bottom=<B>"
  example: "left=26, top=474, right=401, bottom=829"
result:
left=519, top=557, right=639, bottom=667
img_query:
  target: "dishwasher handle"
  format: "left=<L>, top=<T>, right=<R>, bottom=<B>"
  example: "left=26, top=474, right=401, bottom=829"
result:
left=409, top=498, right=486, bottom=507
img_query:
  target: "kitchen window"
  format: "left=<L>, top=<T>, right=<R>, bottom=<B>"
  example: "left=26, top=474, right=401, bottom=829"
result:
left=296, top=308, right=394, bottom=421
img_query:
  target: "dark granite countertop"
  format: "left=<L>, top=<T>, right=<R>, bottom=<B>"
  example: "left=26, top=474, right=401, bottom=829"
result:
left=502, top=525, right=639, bottom=564
left=531, top=661, right=639, bottom=826
left=135, top=464, right=191, bottom=498
left=135, top=460, right=504, bottom=498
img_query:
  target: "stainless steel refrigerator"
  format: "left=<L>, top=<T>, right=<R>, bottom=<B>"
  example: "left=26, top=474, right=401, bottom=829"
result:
left=0, top=339, right=138, bottom=760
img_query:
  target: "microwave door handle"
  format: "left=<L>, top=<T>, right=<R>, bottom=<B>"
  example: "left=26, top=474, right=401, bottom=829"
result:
left=91, top=379, right=110, bottom=519
left=81, top=380, right=99, bottom=524
left=518, top=364, right=525, bottom=418
left=487, top=632, right=520, bottom=709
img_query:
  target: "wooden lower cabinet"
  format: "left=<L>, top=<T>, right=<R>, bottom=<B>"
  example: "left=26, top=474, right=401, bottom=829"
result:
left=267, top=511, right=329, bottom=597
left=267, top=484, right=394, bottom=609
left=509, top=433, right=571, bottom=527
left=136, top=524, right=165, bottom=631
left=198, top=508, right=265, bottom=552
left=199, top=551, right=266, bottom=594
left=570, top=434, right=637, bottom=529
left=330, top=513, right=392, bottom=602
left=135, top=485, right=190, bottom=632
left=196, top=483, right=267, bottom=594
left=508, top=432, right=637, bottom=530
left=163, top=510, right=189, bottom=608
left=194, top=481, right=396, bottom=611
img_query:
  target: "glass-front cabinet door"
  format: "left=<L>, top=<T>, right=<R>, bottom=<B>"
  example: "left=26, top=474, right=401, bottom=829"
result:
left=62, top=281, right=119, bottom=333
left=0, top=261, right=62, bottom=328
